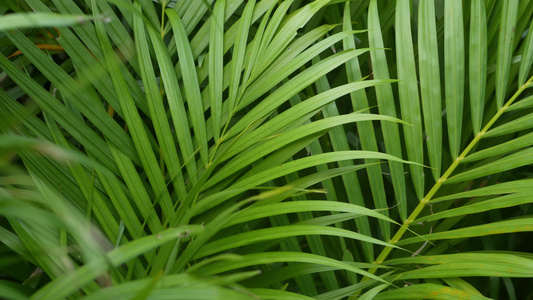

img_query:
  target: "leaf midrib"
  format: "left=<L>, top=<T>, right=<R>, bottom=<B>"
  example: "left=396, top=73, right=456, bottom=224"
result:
left=367, top=73, right=533, bottom=276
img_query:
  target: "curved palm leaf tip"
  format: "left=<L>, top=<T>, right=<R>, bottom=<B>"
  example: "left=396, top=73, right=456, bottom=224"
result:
left=0, top=0, right=533, bottom=299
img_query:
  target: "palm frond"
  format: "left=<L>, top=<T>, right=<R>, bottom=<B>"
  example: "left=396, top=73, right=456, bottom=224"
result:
left=1, top=0, right=533, bottom=299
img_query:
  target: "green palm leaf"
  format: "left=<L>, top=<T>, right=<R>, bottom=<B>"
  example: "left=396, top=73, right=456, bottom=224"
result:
left=1, top=0, right=533, bottom=299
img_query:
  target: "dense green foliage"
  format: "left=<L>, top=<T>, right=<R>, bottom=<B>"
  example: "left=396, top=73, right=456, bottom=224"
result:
left=1, top=0, right=533, bottom=299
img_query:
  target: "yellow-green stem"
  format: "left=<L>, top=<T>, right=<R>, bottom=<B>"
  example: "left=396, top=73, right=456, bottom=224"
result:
left=366, top=74, right=533, bottom=280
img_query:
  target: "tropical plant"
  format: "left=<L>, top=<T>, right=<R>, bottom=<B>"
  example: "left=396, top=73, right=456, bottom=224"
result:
left=1, top=0, right=533, bottom=299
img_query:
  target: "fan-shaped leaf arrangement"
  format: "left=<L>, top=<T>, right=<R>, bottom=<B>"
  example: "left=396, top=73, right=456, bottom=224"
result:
left=1, top=0, right=533, bottom=299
